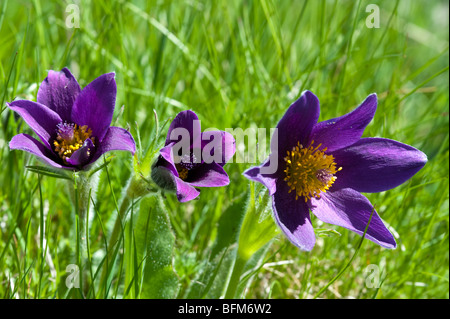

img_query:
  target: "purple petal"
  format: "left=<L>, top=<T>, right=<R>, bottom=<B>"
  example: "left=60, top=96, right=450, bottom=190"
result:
left=9, top=133, right=70, bottom=169
left=243, top=156, right=278, bottom=196
left=187, top=162, right=230, bottom=187
left=273, top=90, right=320, bottom=158
left=332, top=137, right=427, bottom=193
left=7, top=100, right=62, bottom=150
left=150, top=164, right=177, bottom=191
left=174, top=177, right=201, bottom=202
left=271, top=179, right=316, bottom=251
left=310, top=94, right=377, bottom=153
left=89, top=126, right=136, bottom=164
left=309, top=188, right=396, bottom=249
left=158, top=143, right=178, bottom=176
left=66, top=138, right=95, bottom=166
left=150, top=161, right=200, bottom=202
left=37, top=68, right=81, bottom=122
left=201, top=130, right=236, bottom=166
left=165, top=110, right=201, bottom=147
left=71, top=73, right=117, bottom=142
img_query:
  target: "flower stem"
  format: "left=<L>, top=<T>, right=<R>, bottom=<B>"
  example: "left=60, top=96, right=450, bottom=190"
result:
left=224, top=185, right=278, bottom=299
left=98, top=175, right=153, bottom=296
left=70, top=171, right=94, bottom=295
left=224, top=254, right=248, bottom=299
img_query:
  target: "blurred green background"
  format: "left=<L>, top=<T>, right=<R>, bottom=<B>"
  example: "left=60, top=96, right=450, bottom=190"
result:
left=0, top=0, right=448, bottom=299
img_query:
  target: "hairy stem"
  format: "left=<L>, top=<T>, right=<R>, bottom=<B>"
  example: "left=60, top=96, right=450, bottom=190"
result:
left=69, top=170, right=96, bottom=295
left=224, top=254, right=248, bottom=299
left=98, top=175, right=153, bottom=296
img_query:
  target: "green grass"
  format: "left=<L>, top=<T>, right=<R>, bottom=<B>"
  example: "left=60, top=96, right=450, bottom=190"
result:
left=0, top=0, right=448, bottom=299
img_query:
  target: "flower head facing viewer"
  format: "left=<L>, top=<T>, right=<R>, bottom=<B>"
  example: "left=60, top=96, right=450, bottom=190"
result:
left=244, top=91, right=427, bottom=251
left=151, top=110, right=235, bottom=202
left=7, top=68, right=136, bottom=170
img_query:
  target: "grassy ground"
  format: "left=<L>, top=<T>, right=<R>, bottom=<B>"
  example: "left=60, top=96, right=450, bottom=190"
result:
left=0, top=0, right=448, bottom=299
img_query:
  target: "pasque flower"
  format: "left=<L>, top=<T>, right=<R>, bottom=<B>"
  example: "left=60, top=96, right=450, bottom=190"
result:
left=244, top=91, right=427, bottom=250
left=7, top=68, right=136, bottom=170
left=151, top=110, right=235, bottom=202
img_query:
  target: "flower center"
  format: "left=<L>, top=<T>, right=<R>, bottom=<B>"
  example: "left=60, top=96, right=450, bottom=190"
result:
left=174, top=153, right=200, bottom=181
left=53, top=122, right=95, bottom=162
left=176, top=164, right=189, bottom=180
left=283, top=141, right=341, bottom=201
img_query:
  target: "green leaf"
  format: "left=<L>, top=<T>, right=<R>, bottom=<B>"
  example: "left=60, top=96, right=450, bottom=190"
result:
left=316, top=228, right=342, bottom=238
left=185, top=193, right=248, bottom=299
left=237, top=184, right=280, bottom=261
left=26, top=165, right=72, bottom=181
left=135, top=194, right=179, bottom=298
left=235, top=242, right=274, bottom=298
left=87, top=156, right=113, bottom=178
left=186, top=246, right=235, bottom=299
left=210, top=194, right=247, bottom=259
left=136, top=113, right=170, bottom=178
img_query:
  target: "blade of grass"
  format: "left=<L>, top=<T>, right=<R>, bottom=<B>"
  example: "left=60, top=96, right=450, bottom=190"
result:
left=313, top=205, right=376, bottom=299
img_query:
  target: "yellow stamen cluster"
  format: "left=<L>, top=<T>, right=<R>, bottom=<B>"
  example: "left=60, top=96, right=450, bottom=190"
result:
left=284, top=140, right=342, bottom=201
left=176, top=164, right=189, bottom=180
left=53, top=124, right=95, bottom=162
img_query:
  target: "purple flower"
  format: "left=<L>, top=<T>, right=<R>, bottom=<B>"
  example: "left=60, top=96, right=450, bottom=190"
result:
left=244, top=91, right=427, bottom=251
left=151, top=110, right=235, bottom=202
left=7, top=68, right=136, bottom=170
